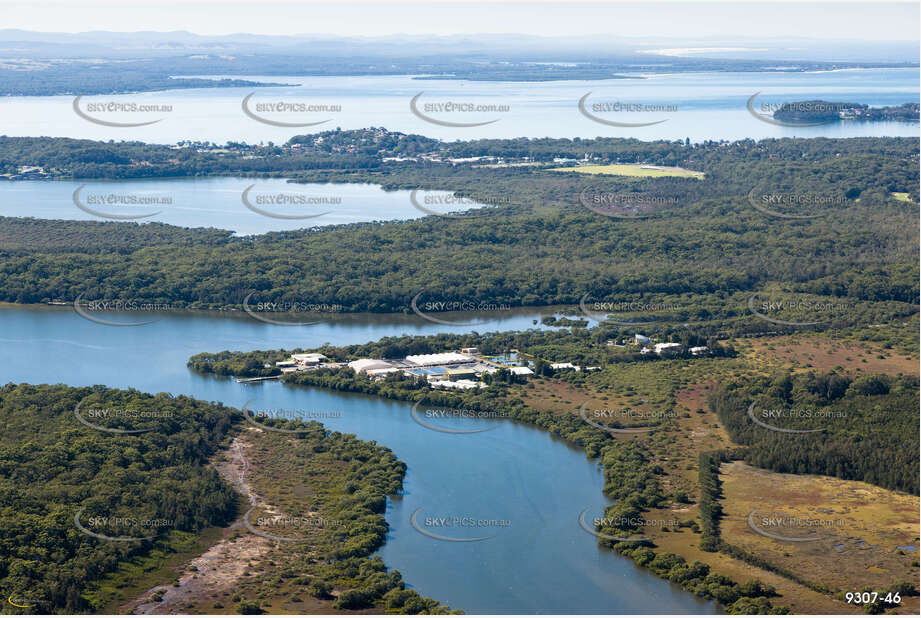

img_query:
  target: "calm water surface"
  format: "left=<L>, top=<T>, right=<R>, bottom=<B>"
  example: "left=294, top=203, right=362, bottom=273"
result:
left=0, top=304, right=717, bottom=614
left=0, top=178, right=472, bottom=234
left=0, top=70, right=916, bottom=143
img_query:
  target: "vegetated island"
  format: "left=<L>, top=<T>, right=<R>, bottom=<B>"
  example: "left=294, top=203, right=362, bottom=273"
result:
left=774, top=101, right=920, bottom=123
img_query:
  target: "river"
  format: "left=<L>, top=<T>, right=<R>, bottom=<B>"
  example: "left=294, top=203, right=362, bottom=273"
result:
left=0, top=303, right=717, bottom=614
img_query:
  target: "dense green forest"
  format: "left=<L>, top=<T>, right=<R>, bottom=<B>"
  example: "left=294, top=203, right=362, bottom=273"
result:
left=0, top=383, right=239, bottom=613
left=0, top=384, right=449, bottom=614
left=707, top=371, right=920, bottom=493
left=0, top=140, right=917, bottom=322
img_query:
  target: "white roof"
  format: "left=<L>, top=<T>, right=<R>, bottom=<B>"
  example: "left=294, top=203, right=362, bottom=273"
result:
left=348, top=359, right=393, bottom=372
left=430, top=379, right=482, bottom=389
left=367, top=367, right=401, bottom=376
left=292, top=353, right=327, bottom=362
left=405, top=352, right=472, bottom=366
left=654, top=343, right=681, bottom=351
left=550, top=362, right=579, bottom=369
left=689, top=346, right=708, bottom=353
left=510, top=367, right=534, bottom=375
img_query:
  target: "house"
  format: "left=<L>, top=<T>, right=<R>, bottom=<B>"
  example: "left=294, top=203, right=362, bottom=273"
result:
left=275, top=360, right=297, bottom=368
left=690, top=346, right=709, bottom=355
left=654, top=343, right=682, bottom=355
left=460, top=347, right=479, bottom=355
left=348, top=359, right=394, bottom=374
left=634, top=334, right=651, bottom=345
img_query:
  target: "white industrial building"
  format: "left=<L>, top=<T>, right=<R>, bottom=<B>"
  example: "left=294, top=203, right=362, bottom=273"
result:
left=405, top=352, right=473, bottom=366
left=291, top=353, right=328, bottom=366
left=550, top=362, right=580, bottom=371
left=348, top=359, right=395, bottom=374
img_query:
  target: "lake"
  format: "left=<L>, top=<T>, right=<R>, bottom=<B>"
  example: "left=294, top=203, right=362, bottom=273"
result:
left=0, top=303, right=717, bottom=614
left=0, top=177, right=473, bottom=235
left=0, top=69, right=917, bottom=144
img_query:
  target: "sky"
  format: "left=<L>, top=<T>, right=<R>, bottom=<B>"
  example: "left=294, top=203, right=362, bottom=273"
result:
left=3, top=1, right=919, bottom=40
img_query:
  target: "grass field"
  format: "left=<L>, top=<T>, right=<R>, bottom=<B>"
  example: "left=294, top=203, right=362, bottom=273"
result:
left=720, top=461, right=920, bottom=615
left=548, top=163, right=705, bottom=179
left=737, top=334, right=919, bottom=375
left=892, top=192, right=912, bottom=202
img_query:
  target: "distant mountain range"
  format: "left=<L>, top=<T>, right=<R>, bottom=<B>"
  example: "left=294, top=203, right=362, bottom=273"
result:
left=0, top=30, right=917, bottom=97
left=0, top=29, right=918, bottom=63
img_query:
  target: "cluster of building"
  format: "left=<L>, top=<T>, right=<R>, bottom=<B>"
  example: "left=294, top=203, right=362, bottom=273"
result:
left=346, top=348, right=534, bottom=390
left=607, top=334, right=708, bottom=357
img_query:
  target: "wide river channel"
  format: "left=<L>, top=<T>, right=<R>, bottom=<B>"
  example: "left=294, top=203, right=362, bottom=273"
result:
left=0, top=303, right=718, bottom=614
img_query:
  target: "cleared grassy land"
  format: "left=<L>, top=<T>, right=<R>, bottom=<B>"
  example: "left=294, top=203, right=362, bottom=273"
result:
left=892, top=192, right=911, bottom=202
left=510, top=334, right=918, bottom=614
left=548, top=163, right=705, bottom=178
left=720, top=461, right=920, bottom=615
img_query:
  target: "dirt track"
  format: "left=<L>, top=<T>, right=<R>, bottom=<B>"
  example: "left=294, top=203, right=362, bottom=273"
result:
left=122, top=432, right=274, bottom=614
